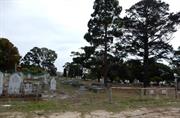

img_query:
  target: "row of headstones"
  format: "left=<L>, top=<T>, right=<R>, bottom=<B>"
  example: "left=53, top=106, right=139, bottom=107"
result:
left=0, top=72, right=56, bottom=96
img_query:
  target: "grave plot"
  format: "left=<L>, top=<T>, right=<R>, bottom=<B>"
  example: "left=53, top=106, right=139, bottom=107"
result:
left=0, top=73, right=45, bottom=100
left=22, top=78, right=42, bottom=97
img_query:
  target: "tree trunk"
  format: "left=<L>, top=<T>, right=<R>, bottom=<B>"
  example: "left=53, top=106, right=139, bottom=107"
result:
left=143, top=37, right=149, bottom=87
left=103, top=25, right=108, bottom=87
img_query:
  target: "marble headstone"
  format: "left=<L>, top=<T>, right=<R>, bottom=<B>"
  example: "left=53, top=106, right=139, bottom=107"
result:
left=43, top=74, right=48, bottom=85
left=50, top=78, right=56, bottom=91
left=0, top=72, right=3, bottom=95
left=8, top=73, right=22, bottom=95
left=24, top=83, right=33, bottom=95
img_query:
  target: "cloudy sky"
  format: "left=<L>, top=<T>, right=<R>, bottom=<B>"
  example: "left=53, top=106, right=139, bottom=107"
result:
left=0, top=0, right=180, bottom=72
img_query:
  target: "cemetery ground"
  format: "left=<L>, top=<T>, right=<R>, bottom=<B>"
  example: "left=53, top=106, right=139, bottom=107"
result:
left=0, top=78, right=180, bottom=118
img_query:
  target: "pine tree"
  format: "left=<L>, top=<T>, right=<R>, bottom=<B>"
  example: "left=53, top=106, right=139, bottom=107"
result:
left=84, top=0, right=123, bottom=86
left=123, top=0, right=180, bottom=87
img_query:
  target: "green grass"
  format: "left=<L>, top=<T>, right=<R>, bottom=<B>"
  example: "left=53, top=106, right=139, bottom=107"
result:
left=0, top=92, right=179, bottom=113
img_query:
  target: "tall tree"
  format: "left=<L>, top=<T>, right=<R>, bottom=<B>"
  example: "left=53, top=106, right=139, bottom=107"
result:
left=0, top=38, right=21, bottom=72
left=123, top=0, right=180, bottom=87
left=21, top=47, right=57, bottom=75
left=84, top=0, right=123, bottom=86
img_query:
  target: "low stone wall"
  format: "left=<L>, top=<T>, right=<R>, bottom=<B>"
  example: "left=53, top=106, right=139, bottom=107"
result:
left=111, top=87, right=178, bottom=98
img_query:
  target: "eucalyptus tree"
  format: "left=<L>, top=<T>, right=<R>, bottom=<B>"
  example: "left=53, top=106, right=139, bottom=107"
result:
left=21, top=47, right=57, bottom=75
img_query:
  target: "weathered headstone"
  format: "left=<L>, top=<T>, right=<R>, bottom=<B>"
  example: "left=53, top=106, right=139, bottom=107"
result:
left=43, top=74, right=48, bottom=85
left=50, top=78, right=56, bottom=91
left=24, top=83, right=33, bottom=95
left=149, top=89, right=155, bottom=95
left=161, top=89, right=167, bottom=95
left=8, top=73, right=22, bottom=95
left=0, top=72, right=3, bottom=96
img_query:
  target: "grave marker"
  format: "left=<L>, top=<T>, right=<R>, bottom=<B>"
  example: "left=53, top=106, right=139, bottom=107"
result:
left=24, top=83, right=33, bottom=95
left=8, top=73, right=22, bottom=95
left=50, top=78, right=56, bottom=91
left=149, top=89, right=155, bottom=95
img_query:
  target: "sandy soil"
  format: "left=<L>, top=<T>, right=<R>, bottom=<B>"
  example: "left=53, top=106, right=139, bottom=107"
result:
left=0, top=107, right=179, bottom=118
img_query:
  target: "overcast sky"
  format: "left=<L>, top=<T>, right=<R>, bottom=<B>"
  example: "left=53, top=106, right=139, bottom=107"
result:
left=0, top=0, right=180, bottom=72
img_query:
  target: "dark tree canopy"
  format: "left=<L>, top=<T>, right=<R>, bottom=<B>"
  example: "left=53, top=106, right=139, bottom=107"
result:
left=21, top=47, right=57, bottom=75
left=125, top=59, right=143, bottom=82
left=174, top=47, right=180, bottom=67
left=172, top=46, right=180, bottom=75
left=63, top=62, right=83, bottom=78
left=123, top=0, right=180, bottom=86
left=84, top=0, right=123, bottom=86
left=0, top=38, right=21, bottom=72
left=148, top=62, right=174, bottom=83
left=108, top=63, right=130, bottom=83
left=71, top=47, right=103, bottom=82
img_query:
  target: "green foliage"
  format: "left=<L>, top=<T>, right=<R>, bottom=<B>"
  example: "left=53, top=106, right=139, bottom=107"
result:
left=63, top=62, right=83, bottom=78
left=0, top=38, right=21, bottom=72
left=108, top=63, right=130, bottom=82
left=21, top=65, right=45, bottom=75
left=150, top=76, right=162, bottom=83
left=148, top=62, right=174, bottom=82
left=125, top=60, right=143, bottom=82
left=84, top=0, right=123, bottom=47
left=21, top=47, right=57, bottom=76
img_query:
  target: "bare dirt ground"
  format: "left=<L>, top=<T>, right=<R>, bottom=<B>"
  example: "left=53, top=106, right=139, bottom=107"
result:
left=0, top=107, right=179, bottom=118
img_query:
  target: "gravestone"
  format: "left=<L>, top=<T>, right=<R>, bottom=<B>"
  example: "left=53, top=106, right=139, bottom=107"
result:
left=0, top=72, right=3, bottom=96
left=8, top=73, right=22, bottom=95
left=24, top=83, right=33, bottom=95
left=161, top=89, right=167, bottom=95
left=43, top=74, right=48, bottom=85
left=50, top=78, right=56, bottom=91
left=149, top=89, right=155, bottom=95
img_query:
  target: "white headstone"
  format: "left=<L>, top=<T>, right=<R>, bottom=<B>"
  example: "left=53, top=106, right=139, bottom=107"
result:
left=50, top=78, right=56, bottom=91
left=24, top=83, right=33, bottom=95
left=8, top=73, right=22, bottom=95
left=149, top=89, right=155, bottom=95
left=44, top=74, right=48, bottom=85
left=0, top=72, right=3, bottom=95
